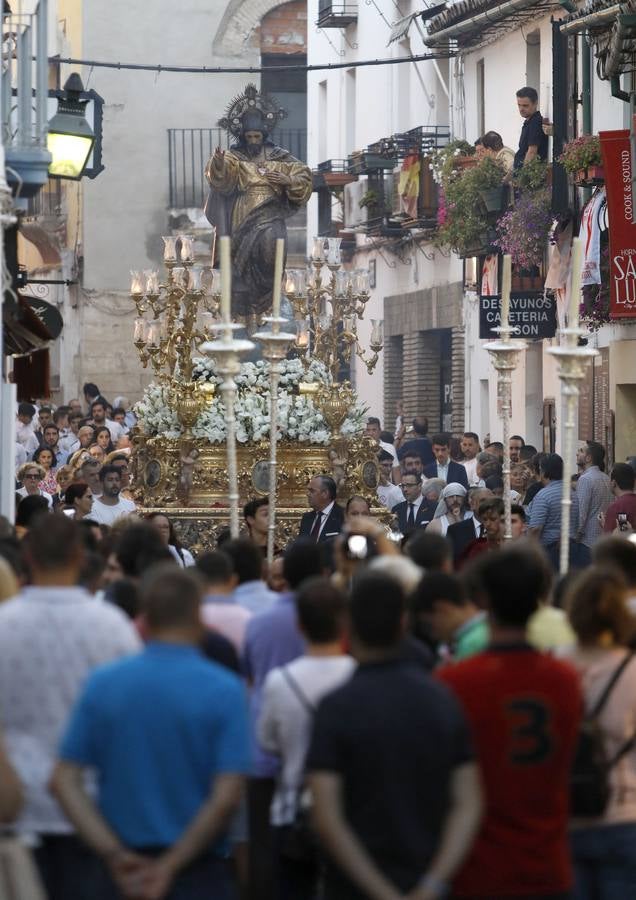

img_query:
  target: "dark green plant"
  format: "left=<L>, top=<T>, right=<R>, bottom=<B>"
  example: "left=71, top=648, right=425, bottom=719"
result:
left=513, top=158, right=549, bottom=192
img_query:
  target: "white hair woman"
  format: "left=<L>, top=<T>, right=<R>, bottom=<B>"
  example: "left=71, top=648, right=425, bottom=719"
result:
left=426, top=483, right=471, bottom=537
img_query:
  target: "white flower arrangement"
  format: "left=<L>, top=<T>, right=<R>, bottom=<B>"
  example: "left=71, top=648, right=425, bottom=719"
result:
left=135, top=358, right=365, bottom=445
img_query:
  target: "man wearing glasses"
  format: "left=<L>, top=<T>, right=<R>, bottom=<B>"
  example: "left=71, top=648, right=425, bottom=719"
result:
left=392, top=475, right=434, bottom=535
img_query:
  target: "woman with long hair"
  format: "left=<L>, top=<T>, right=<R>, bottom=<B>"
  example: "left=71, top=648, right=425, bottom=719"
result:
left=94, top=426, right=114, bottom=454
left=145, top=512, right=195, bottom=567
left=565, top=566, right=636, bottom=898
left=64, top=481, right=94, bottom=521
left=32, top=446, right=58, bottom=495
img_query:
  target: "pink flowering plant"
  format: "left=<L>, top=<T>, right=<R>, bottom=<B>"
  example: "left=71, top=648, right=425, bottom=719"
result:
left=495, top=187, right=553, bottom=268
left=558, top=135, right=602, bottom=176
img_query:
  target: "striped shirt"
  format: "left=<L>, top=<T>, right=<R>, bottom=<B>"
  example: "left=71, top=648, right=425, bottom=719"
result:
left=574, top=466, right=613, bottom=547
left=527, top=480, right=565, bottom=545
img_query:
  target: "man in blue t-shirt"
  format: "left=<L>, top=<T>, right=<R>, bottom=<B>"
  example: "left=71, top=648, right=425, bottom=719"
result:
left=51, top=565, right=250, bottom=900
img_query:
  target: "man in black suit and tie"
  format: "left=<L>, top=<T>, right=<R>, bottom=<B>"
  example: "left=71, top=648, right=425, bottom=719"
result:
left=392, top=474, right=436, bottom=535
left=446, top=487, right=493, bottom=561
left=298, top=475, right=345, bottom=543
left=423, top=433, right=469, bottom=490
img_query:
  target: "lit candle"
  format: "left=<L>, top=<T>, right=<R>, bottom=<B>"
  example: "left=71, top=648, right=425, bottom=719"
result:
left=272, top=238, right=284, bottom=318
left=130, top=270, right=143, bottom=295
left=220, top=236, right=231, bottom=324
left=180, top=235, right=194, bottom=262
left=162, top=236, right=177, bottom=262
left=145, top=270, right=159, bottom=295
left=133, top=317, right=146, bottom=342
left=500, top=254, right=511, bottom=332
left=569, top=237, right=583, bottom=330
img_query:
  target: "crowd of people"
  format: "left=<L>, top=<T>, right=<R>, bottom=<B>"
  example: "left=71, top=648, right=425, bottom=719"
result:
left=3, top=389, right=636, bottom=900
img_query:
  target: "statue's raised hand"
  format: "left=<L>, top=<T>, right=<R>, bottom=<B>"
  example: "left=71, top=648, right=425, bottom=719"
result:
left=213, top=146, right=225, bottom=165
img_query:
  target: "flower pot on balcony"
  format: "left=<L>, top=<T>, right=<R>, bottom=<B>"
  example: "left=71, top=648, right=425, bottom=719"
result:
left=479, top=186, right=506, bottom=213
left=574, top=165, right=605, bottom=186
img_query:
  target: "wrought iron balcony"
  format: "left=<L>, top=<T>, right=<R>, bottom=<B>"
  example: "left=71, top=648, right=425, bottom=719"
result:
left=317, top=1, right=358, bottom=28
left=167, top=127, right=307, bottom=209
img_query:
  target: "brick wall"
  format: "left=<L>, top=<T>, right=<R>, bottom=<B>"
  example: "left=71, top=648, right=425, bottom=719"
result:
left=259, top=0, right=306, bottom=54
left=384, top=334, right=403, bottom=429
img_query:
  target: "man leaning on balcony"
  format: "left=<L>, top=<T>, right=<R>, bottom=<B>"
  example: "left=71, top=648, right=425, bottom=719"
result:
left=513, top=86, right=548, bottom=170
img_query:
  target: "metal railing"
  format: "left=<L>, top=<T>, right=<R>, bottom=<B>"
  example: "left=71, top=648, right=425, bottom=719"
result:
left=167, top=127, right=308, bottom=209
left=2, top=1, right=49, bottom=156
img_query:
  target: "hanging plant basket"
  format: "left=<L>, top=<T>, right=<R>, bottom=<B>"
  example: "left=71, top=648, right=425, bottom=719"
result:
left=574, top=165, right=605, bottom=187
left=479, top=186, right=506, bottom=214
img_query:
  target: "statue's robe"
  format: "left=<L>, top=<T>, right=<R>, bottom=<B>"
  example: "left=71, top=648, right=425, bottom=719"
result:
left=205, top=143, right=312, bottom=316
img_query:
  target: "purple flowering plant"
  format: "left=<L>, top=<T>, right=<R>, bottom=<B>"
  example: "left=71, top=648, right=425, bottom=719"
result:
left=494, top=187, right=553, bottom=269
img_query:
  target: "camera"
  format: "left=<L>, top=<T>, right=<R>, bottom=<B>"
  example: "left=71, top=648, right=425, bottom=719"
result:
left=345, top=534, right=370, bottom=560
left=618, top=514, right=629, bottom=531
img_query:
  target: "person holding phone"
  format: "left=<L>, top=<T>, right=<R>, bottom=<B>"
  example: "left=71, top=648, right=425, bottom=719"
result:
left=604, top=464, right=636, bottom=534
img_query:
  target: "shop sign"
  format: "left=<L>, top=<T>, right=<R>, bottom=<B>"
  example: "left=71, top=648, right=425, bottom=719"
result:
left=479, top=292, right=557, bottom=339
left=599, top=129, right=636, bottom=318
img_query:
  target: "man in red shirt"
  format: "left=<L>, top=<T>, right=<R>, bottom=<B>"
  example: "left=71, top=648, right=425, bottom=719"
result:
left=603, top=463, right=636, bottom=533
left=439, top=545, right=582, bottom=899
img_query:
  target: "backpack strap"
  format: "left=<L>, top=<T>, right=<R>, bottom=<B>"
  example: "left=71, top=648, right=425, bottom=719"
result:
left=589, top=651, right=635, bottom=719
left=282, top=666, right=315, bottom=715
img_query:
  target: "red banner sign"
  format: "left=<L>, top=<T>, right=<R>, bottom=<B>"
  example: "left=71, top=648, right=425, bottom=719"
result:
left=600, top=129, right=636, bottom=318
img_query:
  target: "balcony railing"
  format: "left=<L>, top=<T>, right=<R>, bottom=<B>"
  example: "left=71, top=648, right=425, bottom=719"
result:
left=317, top=1, right=358, bottom=27
left=167, top=127, right=308, bottom=209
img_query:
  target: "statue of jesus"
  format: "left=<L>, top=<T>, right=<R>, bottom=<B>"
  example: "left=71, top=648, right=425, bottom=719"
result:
left=204, top=84, right=312, bottom=317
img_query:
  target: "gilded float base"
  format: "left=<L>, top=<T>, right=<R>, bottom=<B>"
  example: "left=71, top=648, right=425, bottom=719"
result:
left=131, top=434, right=383, bottom=552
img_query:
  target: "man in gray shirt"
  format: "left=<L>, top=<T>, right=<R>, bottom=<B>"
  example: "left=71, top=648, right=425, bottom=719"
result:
left=574, top=440, right=613, bottom=566
left=528, top=454, right=567, bottom=571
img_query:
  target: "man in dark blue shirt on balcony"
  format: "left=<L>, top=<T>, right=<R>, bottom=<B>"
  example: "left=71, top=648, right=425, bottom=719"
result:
left=514, top=86, right=548, bottom=170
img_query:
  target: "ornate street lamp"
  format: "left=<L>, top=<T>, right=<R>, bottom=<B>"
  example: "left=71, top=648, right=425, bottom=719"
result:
left=47, top=74, right=96, bottom=180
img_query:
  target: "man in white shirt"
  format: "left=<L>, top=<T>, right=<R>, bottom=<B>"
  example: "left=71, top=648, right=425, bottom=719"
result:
left=89, top=465, right=137, bottom=526
left=258, top=577, right=354, bottom=897
left=366, top=417, right=400, bottom=482
left=460, top=432, right=481, bottom=486
left=89, top=399, right=124, bottom=445
left=16, top=402, right=40, bottom=457
left=59, top=411, right=83, bottom=456
left=377, top=450, right=404, bottom=510
left=0, top=514, right=140, bottom=900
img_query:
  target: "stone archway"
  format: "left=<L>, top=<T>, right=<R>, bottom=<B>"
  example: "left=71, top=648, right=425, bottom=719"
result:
left=213, top=0, right=293, bottom=56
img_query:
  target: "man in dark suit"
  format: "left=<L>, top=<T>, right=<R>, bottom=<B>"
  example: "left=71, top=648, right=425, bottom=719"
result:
left=392, top=474, right=436, bottom=535
left=397, top=416, right=434, bottom=467
left=446, top=487, right=493, bottom=562
left=298, top=475, right=345, bottom=543
left=423, top=433, right=469, bottom=490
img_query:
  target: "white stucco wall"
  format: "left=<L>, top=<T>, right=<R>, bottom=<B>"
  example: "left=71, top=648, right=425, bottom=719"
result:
left=306, top=0, right=456, bottom=419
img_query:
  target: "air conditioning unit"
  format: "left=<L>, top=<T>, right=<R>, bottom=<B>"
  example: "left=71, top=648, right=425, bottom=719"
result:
left=344, top=180, right=367, bottom=228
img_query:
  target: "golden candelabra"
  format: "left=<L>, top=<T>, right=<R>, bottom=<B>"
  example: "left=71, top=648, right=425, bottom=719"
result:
left=285, top=237, right=383, bottom=435
left=130, top=234, right=220, bottom=436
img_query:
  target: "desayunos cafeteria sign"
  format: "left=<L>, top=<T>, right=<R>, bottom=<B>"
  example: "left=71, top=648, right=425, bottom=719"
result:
left=600, top=129, right=636, bottom=318
left=480, top=292, right=557, bottom=340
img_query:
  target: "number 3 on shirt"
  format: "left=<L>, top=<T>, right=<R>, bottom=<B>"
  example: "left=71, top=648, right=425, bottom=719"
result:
left=506, top=698, right=553, bottom=765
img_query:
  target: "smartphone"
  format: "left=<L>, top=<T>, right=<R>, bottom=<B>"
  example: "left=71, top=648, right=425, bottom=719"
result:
left=345, top=534, right=369, bottom=560
left=618, top=514, right=629, bottom=531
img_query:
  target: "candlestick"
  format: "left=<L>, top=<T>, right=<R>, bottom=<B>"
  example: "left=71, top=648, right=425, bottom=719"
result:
left=220, top=236, right=231, bottom=324
left=500, top=254, right=511, bottom=334
left=568, top=237, right=583, bottom=330
left=272, top=238, right=284, bottom=320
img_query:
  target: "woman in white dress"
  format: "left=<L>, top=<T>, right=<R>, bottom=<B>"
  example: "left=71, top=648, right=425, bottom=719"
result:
left=426, top=483, right=472, bottom=537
